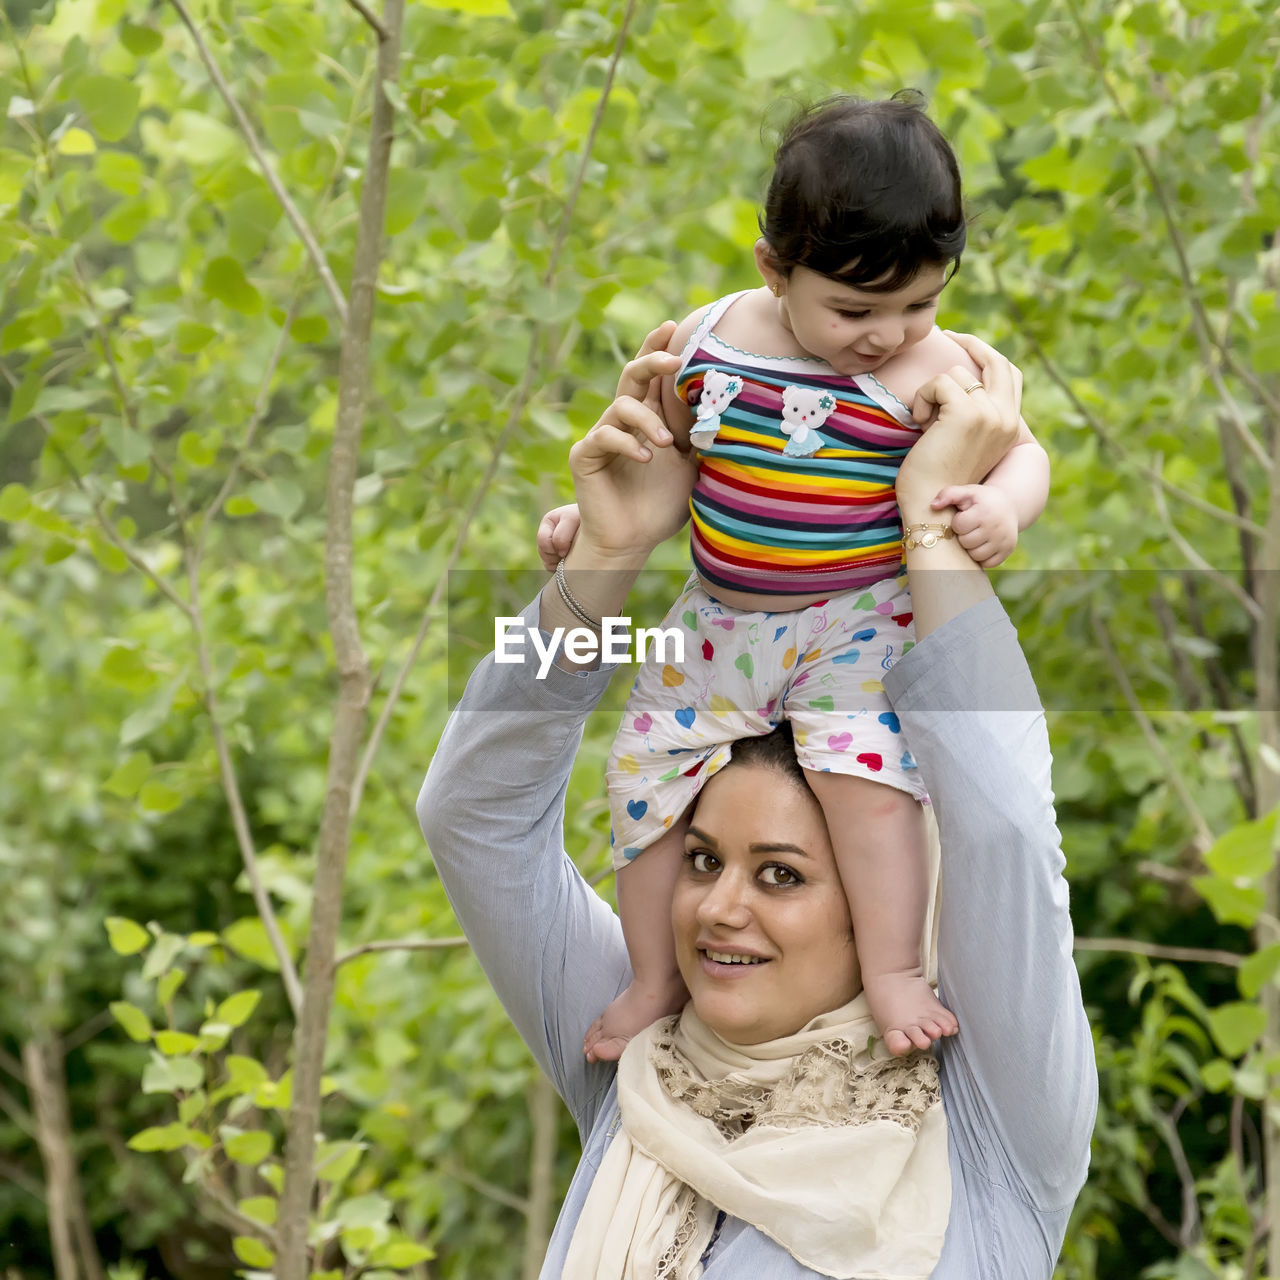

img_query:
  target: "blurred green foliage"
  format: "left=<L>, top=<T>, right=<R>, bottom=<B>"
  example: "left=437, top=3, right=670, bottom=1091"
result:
left=0, top=0, right=1277, bottom=1275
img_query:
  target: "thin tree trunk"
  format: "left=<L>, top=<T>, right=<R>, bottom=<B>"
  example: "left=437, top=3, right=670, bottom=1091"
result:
left=522, top=1073, right=559, bottom=1280
left=1256, top=399, right=1280, bottom=1270
left=21, top=1037, right=104, bottom=1280
left=274, top=2, right=404, bottom=1274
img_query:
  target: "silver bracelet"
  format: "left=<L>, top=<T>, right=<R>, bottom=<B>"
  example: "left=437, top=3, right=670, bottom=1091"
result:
left=554, top=559, right=601, bottom=629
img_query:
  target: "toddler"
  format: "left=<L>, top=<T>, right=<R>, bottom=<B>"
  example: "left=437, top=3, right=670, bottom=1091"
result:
left=540, top=92, right=1049, bottom=1060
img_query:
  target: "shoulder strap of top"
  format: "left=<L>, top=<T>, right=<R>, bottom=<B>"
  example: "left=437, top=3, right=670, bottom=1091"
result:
left=676, top=290, right=755, bottom=381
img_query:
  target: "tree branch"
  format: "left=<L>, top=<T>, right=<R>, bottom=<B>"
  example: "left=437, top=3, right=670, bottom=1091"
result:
left=1073, top=937, right=1243, bottom=967
left=1090, top=607, right=1216, bottom=854
left=0, top=362, right=196, bottom=622
left=1150, top=464, right=1263, bottom=622
left=276, top=1, right=403, bottom=1272
left=1064, top=0, right=1276, bottom=465
left=348, top=0, right=641, bottom=820
left=989, top=266, right=1264, bottom=536
left=163, top=0, right=349, bottom=323
left=333, top=936, right=468, bottom=968
left=343, top=0, right=388, bottom=39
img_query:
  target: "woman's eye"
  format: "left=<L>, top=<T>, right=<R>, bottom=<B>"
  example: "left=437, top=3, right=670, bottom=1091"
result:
left=686, top=849, right=720, bottom=873
left=760, top=864, right=800, bottom=886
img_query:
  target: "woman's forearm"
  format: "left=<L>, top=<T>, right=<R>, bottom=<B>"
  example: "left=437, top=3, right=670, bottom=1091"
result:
left=896, top=495, right=995, bottom=642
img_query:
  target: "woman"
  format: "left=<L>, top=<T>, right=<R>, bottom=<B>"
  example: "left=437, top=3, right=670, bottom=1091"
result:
left=417, top=326, right=1097, bottom=1277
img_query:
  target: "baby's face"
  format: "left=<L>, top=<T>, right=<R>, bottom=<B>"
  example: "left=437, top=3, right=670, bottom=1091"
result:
left=777, top=264, right=948, bottom=376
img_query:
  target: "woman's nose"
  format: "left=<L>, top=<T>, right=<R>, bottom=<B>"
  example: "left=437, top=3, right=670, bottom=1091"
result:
left=695, top=872, right=752, bottom=928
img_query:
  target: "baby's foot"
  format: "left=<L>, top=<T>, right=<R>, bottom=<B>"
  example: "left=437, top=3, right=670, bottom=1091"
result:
left=862, top=972, right=958, bottom=1056
left=584, top=975, right=688, bottom=1063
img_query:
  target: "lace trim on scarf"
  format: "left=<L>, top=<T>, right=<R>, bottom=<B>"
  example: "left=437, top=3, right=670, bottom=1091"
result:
left=656, top=1189, right=703, bottom=1280
left=649, top=1016, right=940, bottom=1142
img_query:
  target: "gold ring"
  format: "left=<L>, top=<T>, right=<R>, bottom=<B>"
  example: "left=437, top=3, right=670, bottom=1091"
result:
left=962, top=381, right=983, bottom=395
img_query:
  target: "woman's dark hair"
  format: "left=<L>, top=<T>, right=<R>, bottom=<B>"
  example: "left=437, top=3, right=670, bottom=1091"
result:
left=726, top=722, right=809, bottom=791
left=760, top=90, right=965, bottom=292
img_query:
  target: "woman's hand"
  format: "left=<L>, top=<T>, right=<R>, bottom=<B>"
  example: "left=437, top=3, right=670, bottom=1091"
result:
left=900, top=332, right=1023, bottom=525
left=567, top=322, right=697, bottom=567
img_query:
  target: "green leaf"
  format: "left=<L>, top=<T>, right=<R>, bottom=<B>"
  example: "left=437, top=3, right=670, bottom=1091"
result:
left=1238, top=943, right=1280, bottom=999
left=315, top=1140, right=364, bottom=1184
left=336, top=1193, right=392, bottom=1229
left=176, top=321, right=217, bottom=354
left=372, top=1240, right=435, bottom=1267
left=109, top=1001, right=153, bottom=1042
left=1204, top=810, right=1278, bottom=880
left=0, top=483, right=31, bottom=522
left=225, top=186, right=282, bottom=262
left=157, top=968, right=186, bottom=1006
left=103, top=751, right=151, bottom=798
left=1207, top=1001, right=1266, bottom=1058
left=120, top=21, right=163, bottom=55
left=215, top=989, right=261, bottom=1028
left=106, top=916, right=151, bottom=956
left=245, top=477, right=304, bottom=521
left=238, top=1195, right=277, bottom=1226
left=223, top=1054, right=269, bottom=1093
left=142, top=1051, right=203, bottom=1094
left=178, top=431, right=218, bottom=467
left=232, top=1237, right=275, bottom=1268
left=465, top=196, right=501, bottom=241
left=222, top=1126, right=274, bottom=1164
left=56, top=127, right=96, bottom=156
left=77, top=74, right=140, bottom=142
left=138, top=779, right=183, bottom=814
left=141, top=931, right=185, bottom=982
left=169, top=110, right=240, bottom=165
left=421, top=0, right=510, bottom=11
left=202, top=257, right=263, bottom=315
left=129, top=1123, right=200, bottom=1152
left=223, top=918, right=284, bottom=971
left=155, top=1030, right=200, bottom=1056
left=120, top=681, right=177, bottom=746
left=1192, top=874, right=1264, bottom=927
left=101, top=419, right=152, bottom=468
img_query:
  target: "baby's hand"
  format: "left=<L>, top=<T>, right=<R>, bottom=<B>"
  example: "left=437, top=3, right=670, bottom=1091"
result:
left=537, top=503, right=581, bottom=571
left=930, top=484, right=1018, bottom=568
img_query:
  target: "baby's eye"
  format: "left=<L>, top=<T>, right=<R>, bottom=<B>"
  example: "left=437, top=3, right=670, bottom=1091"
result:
left=760, top=864, right=800, bottom=886
left=837, top=309, right=869, bottom=320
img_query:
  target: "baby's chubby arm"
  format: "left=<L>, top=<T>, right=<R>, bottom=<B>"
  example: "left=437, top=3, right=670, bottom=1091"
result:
left=536, top=308, right=709, bottom=572
left=883, top=328, right=1049, bottom=568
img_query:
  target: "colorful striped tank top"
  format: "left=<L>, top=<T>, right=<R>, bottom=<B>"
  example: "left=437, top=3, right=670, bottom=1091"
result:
left=678, top=291, right=922, bottom=597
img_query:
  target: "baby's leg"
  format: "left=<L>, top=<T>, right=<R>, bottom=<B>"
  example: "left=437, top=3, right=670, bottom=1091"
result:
left=803, top=771, right=957, bottom=1056
left=584, top=818, right=689, bottom=1063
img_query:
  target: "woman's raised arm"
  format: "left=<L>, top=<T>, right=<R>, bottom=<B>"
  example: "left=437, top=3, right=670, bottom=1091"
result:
left=418, top=326, right=697, bottom=1129
left=885, top=335, right=1097, bottom=1208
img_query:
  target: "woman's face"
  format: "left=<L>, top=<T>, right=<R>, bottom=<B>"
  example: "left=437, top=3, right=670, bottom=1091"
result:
left=672, top=763, right=862, bottom=1044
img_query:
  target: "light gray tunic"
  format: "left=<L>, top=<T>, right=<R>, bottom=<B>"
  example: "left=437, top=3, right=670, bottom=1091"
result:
left=418, top=595, right=1097, bottom=1277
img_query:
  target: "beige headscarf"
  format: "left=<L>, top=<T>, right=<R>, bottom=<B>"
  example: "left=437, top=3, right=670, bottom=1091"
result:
left=564, top=812, right=950, bottom=1279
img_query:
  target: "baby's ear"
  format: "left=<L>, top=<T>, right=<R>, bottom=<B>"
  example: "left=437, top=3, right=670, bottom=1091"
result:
left=753, top=238, right=783, bottom=286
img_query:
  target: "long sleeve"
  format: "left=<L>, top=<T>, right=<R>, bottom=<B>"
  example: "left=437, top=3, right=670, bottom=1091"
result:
left=883, top=596, right=1097, bottom=1212
left=416, top=595, right=629, bottom=1134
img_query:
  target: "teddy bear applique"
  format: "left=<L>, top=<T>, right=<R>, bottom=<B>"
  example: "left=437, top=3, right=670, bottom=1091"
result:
left=689, top=368, right=744, bottom=448
left=780, top=385, right=836, bottom=457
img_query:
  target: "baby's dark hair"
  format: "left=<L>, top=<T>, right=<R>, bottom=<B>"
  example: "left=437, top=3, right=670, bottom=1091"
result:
left=760, top=90, right=965, bottom=292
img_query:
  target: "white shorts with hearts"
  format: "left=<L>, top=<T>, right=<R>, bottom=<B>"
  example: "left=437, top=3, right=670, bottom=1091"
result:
left=606, top=573, right=928, bottom=869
